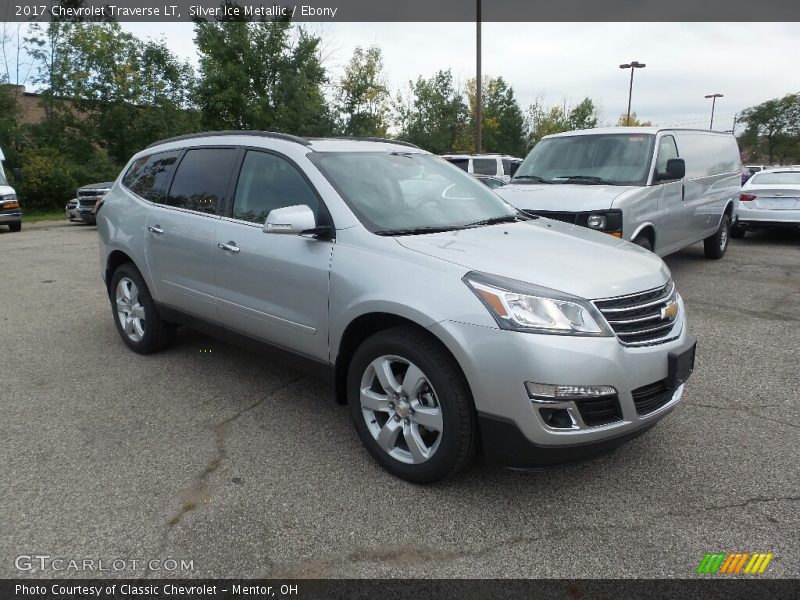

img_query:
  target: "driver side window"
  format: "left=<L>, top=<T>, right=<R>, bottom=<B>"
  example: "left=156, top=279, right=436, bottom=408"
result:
left=232, top=151, right=319, bottom=224
left=655, top=135, right=679, bottom=178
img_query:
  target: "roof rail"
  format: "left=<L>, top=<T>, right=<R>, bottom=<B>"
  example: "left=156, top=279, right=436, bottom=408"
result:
left=308, top=136, right=421, bottom=149
left=146, top=130, right=312, bottom=149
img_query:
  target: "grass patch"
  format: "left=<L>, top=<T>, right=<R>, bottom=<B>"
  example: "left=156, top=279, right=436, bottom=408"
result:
left=22, top=209, right=66, bottom=223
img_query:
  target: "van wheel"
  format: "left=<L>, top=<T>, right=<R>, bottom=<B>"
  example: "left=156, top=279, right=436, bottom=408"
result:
left=704, top=214, right=731, bottom=259
left=109, top=263, right=176, bottom=354
left=632, top=235, right=652, bottom=252
left=347, top=326, right=478, bottom=483
left=730, top=224, right=746, bottom=239
left=9, top=221, right=21, bottom=232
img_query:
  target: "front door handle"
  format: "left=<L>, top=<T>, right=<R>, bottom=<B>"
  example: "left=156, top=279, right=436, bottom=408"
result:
left=147, top=225, right=164, bottom=234
left=218, top=241, right=240, bottom=253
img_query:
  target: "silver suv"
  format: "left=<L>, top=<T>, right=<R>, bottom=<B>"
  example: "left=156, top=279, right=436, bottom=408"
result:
left=98, top=132, right=696, bottom=483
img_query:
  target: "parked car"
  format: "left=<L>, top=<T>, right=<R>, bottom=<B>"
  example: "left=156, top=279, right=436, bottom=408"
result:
left=98, top=132, right=696, bottom=483
left=0, top=147, right=21, bottom=232
left=741, top=164, right=767, bottom=185
left=732, top=167, right=800, bottom=238
left=473, top=174, right=507, bottom=190
left=441, top=153, right=522, bottom=182
left=497, top=127, right=741, bottom=259
left=68, top=182, right=113, bottom=224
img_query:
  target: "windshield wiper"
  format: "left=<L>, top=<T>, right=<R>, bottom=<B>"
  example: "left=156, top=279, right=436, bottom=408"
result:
left=511, top=175, right=551, bottom=183
left=553, top=175, right=613, bottom=185
left=464, top=214, right=528, bottom=228
left=374, top=225, right=467, bottom=236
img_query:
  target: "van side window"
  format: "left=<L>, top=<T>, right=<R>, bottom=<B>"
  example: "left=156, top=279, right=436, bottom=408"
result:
left=655, top=135, right=679, bottom=177
left=122, top=150, right=180, bottom=202
left=165, top=148, right=238, bottom=215
left=232, top=151, right=319, bottom=224
left=503, top=159, right=521, bottom=177
left=472, top=158, right=497, bottom=175
left=447, top=158, right=469, bottom=171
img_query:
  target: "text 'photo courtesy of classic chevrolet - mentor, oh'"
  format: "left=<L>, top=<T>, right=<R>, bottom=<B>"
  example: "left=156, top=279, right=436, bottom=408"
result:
left=496, top=127, right=741, bottom=259
left=97, top=131, right=697, bottom=483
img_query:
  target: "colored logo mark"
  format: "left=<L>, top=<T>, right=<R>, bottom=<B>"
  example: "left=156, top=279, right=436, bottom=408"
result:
left=696, top=552, right=773, bottom=575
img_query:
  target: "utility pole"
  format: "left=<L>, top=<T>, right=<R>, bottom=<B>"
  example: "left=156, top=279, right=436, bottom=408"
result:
left=475, top=0, right=482, bottom=153
left=619, top=61, right=645, bottom=126
left=705, top=93, right=723, bottom=130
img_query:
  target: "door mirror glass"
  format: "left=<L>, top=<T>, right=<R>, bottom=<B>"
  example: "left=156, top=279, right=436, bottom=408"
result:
left=263, top=204, right=316, bottom=234
left=660, top=158, right=685, bottom=181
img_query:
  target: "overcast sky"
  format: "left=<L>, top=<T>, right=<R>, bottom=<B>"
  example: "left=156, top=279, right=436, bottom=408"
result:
left=18, top=21, right=800, bottom=132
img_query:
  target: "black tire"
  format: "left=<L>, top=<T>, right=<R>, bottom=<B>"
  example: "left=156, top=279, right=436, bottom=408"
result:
left=347, top=325, right=478, bottom=483
left=632, top=235, right=653, bottom=252
left=730, top=223, right=746, bottom=239
left=109, top=263, right=176, bottom=354
left=704, top=214, right=731, bottom=259
left=8, top=221, right=21, bottom=232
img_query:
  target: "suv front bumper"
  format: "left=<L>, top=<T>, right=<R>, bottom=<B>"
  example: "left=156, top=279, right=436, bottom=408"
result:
left=428, top=297, right=693, bottom=467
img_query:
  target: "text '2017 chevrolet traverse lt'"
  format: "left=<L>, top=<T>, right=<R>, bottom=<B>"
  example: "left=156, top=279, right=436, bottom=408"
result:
left=98, top=132, right=696, bottom=483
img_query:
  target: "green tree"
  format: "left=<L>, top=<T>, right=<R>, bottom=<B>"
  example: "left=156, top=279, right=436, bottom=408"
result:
left=738, top=93, right=800, bottom=164
left=395, top=69, right=470, bottom=153
left=467, top=76, right=526, bottom=156
left=525, top=97, right=600, bottom=148
left=194, top=17, right=334, bottom=135
left=616, top=112, right=652, bottom=127
left=337, top=46, right=390, bottom=137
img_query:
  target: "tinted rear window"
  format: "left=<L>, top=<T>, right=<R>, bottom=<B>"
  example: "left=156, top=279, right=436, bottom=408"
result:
left=472, top=158, right=497, bottom=175
left=165, top=148, right=238, bottom=214
left=122, top=151, right=180, bottom=202
left=446, top=158, right=469, bottom=171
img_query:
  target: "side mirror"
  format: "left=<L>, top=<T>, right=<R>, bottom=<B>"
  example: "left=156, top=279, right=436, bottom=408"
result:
left=263, top=204, right=317, bottom=235
left=658, top=158, right=685, bottom=181
left=12, top=168, right=22, bottom=184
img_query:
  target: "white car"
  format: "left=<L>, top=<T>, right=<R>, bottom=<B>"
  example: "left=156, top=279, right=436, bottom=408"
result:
left=733, top=167, right=800, bottom=238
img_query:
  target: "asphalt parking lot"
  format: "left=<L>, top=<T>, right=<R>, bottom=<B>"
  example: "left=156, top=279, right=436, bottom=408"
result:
left=1, top=220, right=798, bottom=579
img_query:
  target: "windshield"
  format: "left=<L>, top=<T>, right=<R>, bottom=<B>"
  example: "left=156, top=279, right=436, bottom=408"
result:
left=310, top=152, right=517, bottom=234
left=514, top=133, right=655, bottom=186
left=0, top=167, right=8, bottom=187
left=750, top=172, right=800, bottom=185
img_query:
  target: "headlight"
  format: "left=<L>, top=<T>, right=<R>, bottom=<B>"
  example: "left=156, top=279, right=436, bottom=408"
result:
left=587, top=214, right=606, bottom=229
left=463, top=272, right=613, bottom=336
left=1, top=193, right=17, bottom=202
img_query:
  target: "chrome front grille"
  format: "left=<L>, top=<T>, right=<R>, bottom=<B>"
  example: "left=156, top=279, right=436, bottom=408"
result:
left=593, top=282, right=680, bottom=346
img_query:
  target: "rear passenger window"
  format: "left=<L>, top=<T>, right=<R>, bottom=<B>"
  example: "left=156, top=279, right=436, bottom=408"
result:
left=232, top=151, right=319, bottom=224
left=122, top=150, right=180, bottom=202
left=472, top=158, right=497, bottom=175
left=447, top=158, right=469, bottom=171
left=166, top=148, right=238, bottom=214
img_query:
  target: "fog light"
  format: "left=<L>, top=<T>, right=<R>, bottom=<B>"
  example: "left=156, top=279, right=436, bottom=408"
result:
left=540, top=408, right=576, bottom=429
left=587, top=214, right=607, bottom=229
left=526, top=382, right=617, bottom=402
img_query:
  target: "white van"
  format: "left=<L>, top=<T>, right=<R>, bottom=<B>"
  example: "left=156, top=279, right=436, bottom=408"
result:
left=0, top=147, right=22, bottom=232
left=497, top=127, right=741, bottom=258
left=441, top=153, right=523, bottom=182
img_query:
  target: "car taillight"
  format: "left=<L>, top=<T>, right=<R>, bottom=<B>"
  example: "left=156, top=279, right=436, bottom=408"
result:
left=740, top=193, right=757, bottom=202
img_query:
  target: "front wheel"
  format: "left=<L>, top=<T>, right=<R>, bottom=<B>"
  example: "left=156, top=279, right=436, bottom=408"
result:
left=109, top=263, right=176, bottom=354
left=704, top=214, right=731, bottom=259
left=347, top=326, right=478, bottom=483
left=8, top=221, right=21, bottom=232
left=632, top=235, right=653, bottom=252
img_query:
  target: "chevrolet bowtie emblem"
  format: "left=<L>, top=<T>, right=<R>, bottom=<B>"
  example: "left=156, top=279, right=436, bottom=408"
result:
left=661, top=301, right=678, bottom=321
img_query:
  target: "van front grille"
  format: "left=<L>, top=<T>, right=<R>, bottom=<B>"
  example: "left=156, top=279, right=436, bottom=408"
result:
left=593, top=282, right=679, bottom=346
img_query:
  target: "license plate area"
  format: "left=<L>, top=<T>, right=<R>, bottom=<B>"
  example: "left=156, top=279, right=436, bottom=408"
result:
left=667, top=339, right=696, bottom=390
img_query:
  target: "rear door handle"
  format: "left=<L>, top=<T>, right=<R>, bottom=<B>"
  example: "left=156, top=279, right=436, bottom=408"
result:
left=218, top=241, right=240, bottom=253
left=147, top=225, right=164, bottom=234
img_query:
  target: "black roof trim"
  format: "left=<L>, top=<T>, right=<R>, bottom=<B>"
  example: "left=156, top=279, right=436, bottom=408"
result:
left=307, top=136, right=421, bottom=149
left=146, top=130, right=312, bottom=149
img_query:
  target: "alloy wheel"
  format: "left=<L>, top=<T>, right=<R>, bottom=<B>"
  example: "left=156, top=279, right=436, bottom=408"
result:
left=115, top=277, right=146, bottom=342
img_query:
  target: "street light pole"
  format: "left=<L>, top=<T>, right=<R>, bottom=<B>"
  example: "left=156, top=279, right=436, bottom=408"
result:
left=476, top=0, right=482, bottom=153
left=705, top=93, right=723, bottom=130
left=619, top=61, right=645, bottom=126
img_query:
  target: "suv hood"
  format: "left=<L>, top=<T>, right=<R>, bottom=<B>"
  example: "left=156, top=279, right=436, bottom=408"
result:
left=497, top=183, right=634, bottom=212
left=79, top=182, right=114, bottom=191
left=396, top=219, right=669, bottom=300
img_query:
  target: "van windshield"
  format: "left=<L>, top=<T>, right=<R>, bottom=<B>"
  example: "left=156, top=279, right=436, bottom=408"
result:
left=0, top=167, right=8, bottom=186
left=513, top=133, right=655, bottom=186
left=310, top=152, right=519, bottom=235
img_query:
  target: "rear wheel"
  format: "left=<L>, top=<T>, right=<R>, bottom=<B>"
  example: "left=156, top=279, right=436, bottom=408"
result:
left=347, top=326, right=478, bottom=483
left=704, top=214, right=731, bottom=259
left=8, top=221, right=21, bottom=232
left=109, top=263, right=176, bottom=354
